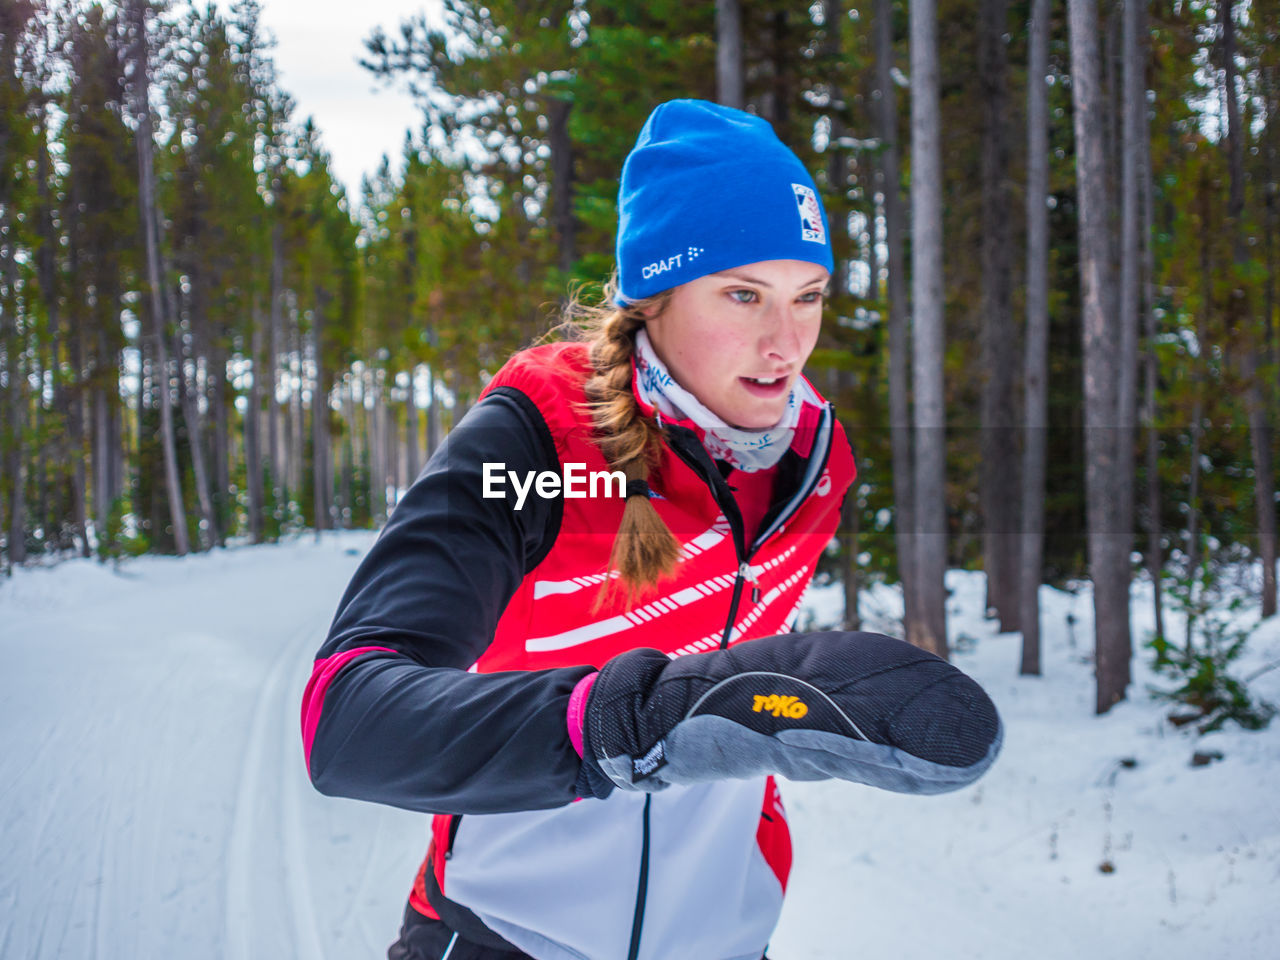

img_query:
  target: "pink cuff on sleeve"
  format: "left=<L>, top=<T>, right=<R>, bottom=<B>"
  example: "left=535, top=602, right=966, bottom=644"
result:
left=567, top=671, right=599, bottom=758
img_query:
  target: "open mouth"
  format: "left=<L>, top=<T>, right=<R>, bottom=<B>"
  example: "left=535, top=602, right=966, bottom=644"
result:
left=740, top=376, right=789, bottom=398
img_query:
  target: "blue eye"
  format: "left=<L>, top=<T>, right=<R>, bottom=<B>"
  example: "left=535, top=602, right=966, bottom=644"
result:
left=729, top=289, right=758, bottom=304
left=798, top=290, right=824, bottom=304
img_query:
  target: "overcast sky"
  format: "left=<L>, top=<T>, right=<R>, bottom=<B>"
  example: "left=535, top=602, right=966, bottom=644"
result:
left=257, top=0, right=443, bottom=199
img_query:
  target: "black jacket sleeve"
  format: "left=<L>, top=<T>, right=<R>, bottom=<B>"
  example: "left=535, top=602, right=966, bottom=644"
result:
left=304, top=386, right=595, bottom=815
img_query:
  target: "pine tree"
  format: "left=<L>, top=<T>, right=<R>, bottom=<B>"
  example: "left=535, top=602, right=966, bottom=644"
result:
left=911, top=0, right=949, bottom=658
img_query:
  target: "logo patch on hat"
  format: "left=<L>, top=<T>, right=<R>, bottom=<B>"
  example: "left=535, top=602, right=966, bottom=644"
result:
left=792, top=184, right=826, bottom=245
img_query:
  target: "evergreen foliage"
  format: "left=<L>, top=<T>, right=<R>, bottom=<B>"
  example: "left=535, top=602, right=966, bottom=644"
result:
left=1148, top=543, right=1276, bottom=733
left=0, top=1, right=1275, bottom=706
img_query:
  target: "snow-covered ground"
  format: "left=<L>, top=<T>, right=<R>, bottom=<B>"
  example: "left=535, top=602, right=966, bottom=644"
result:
left=1, top=533, right=1277, bottom=959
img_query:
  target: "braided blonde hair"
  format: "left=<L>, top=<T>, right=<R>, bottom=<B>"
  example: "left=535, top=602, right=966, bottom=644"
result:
left=561, top=275, right=681, bottom=597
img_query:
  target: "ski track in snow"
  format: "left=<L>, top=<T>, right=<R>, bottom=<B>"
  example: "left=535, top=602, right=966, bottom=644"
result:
left=281, top=626, right=328, bottom=960
left=2, top=535, right=1277, bottom=959
left=224, top=620, right=321, bottom=960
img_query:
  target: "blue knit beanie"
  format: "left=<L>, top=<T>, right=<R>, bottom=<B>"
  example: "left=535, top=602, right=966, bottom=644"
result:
left=615, top=99, right=833, bottom=303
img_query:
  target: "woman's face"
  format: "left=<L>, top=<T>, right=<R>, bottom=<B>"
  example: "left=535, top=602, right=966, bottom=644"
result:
left=644, top=259, right=828, bottom=430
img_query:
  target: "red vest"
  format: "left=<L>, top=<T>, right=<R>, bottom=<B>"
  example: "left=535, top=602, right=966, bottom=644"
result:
left=472, top=341, right=856, bottom=672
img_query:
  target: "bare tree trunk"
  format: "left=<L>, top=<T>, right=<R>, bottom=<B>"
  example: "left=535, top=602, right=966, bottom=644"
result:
left=865, top=194, right=877, bottom=304
left=1068, top=0, right=1130, bottom=712
left=1117, top=0, right=1143, bottom=624
left=875, top=0, right=916, bottom=639
left=2, top=216, right=25, bottom=565
left=267, top=221, right=283, bottom=510
left=980, top=0, right=1020, bottom=632
left=34, top=349, right=48, bottom=549
left=282, top=358, right=293, bottom=502
left=851, top=23, right=874, bottom=301
left=548, top=96, right=576, bottom=274
left=406, top=365, right=421, bottom=482
left=341, top=377, right=355, bottom=527
left=388, top=393, right=400, bottom=509
left=282, top=330, right=292, bottom=497
left=819, top=0, right=849, bottom=299
left=910, top=0, right=948, bottom=658
left=366, top=367, right=376, bottom=520
left=311, top=310, right=329, bottom=532
left=399, top=182, right=420, bottom=481
left=321, top=348, right=333, bottom=527
left=765, top=11, right=793, bottom=135
left=1102, top=0, right=1121, bottom=248
left=211, top=341, right=230, bottom=545
left=89, top=317, right=118, bottom=542
left=1220, top=0, right=1277, bottom=617
left=110, top=381, right=125, bottom=509
left=1021, top=0, right=1051, bottom=676
left=373, top=368, right=384, bottom=519
left=1139, top=0, right=1165, bottom=644
left=67, top=300, right=90, bottom=556
left=0, top=16, right=22, bottom=567
left=822, top=0, right=859, bottom=536
left=246, top=298, right=265, bottom=543
left=368, top=367, right=385, bottom=521
left=1266, top=66, right=1278, bottom=409
left=377, top=375, right=390, bottom=513
left=170, top=290, right=216, bottom=551
left=35, top=110, right=85, bottom=556
left=136, top=340, right=149, bottom=533
left=1186, top=178, right=1213, bottom=653
left=290, top=319, right=304, bottom=499
left=1185, top=394, right=1204, bottom=650
left=64, top=193, right=91, bottom=557
left=92, top=338, right=108, bottom=537
left=3, top=382, right=25, bottom=564
left=187, top=281, right=224, bottom=545
left=128, top=0, right=188, bottom=555
left=716, top=0, right=744, bottom=110
left=426, top=363, right=442, bottom=458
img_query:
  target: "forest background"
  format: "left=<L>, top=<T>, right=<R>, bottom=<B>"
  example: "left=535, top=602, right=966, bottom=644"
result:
left=0, top=0, right=1276, bottom=720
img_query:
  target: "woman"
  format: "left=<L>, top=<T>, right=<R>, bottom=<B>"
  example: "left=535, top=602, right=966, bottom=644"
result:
left=301, top=100, right=1001, bottom=960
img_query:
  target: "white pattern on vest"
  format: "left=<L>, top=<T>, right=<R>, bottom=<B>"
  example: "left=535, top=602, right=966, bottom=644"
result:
left=525, top=545, right=800, bottom=654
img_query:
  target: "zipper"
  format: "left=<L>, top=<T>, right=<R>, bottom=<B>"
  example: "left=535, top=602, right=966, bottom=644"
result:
left=718, top=567, right=748, bottom=650
left=742, top=561, right=762, bottom=605
left=661, top=428, right=752, bottom=651
left=664, top=404, right=835, bottom=650
left=625, top=795, right=652, bottom=960
left=622, top=406, right=836, bottom=954
left=717, top=560, right=763, bottom=648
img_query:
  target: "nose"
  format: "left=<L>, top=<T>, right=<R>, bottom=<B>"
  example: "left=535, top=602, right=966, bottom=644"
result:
left=760, top=300, right=804, bottom=367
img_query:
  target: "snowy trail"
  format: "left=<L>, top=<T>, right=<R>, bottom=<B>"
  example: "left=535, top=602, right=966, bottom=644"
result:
left=0, top=534, right=423, bottom=960
left=2, top=534, right=1278, bottom=959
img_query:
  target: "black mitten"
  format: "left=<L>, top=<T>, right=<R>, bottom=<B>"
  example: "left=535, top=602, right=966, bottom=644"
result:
left=576, top=631, right=1002, bottom=798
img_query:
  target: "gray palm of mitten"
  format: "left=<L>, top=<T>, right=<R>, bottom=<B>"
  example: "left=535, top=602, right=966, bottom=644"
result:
left=575, top=631, right=1002, bottom=798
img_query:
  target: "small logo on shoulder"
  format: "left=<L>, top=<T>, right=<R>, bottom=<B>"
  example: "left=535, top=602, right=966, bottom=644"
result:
left=753, top=694, right=809, bottom=719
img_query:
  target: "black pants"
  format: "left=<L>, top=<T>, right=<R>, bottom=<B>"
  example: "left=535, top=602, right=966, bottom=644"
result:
left=387, top=903, right=533, bottom=960
left=386, top=901, right=773, bottom=960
